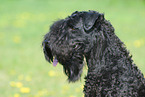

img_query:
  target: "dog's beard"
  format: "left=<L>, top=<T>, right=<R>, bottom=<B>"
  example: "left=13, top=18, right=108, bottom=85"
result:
left=56, top=53, right=84, bottom=82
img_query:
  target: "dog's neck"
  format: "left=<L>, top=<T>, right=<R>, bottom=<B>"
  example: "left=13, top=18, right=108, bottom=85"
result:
left=84, top=21, right=132, bottom=75
left=84, top=20, right=116, bottom=73
left=85, top=45, right=107, bottom=74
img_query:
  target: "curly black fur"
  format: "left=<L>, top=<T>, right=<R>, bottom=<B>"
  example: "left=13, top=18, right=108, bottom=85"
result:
left=42, top=11, right=145, bottom=97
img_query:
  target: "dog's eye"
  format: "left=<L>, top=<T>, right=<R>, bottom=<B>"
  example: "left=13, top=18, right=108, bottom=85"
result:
left=71, top=28, right=75, bottom=30
left=69, top=27, right=78, bottom=34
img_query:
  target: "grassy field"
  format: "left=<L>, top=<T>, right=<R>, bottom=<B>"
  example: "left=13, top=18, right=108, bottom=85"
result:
left=0, top=0, right=145, bottom=97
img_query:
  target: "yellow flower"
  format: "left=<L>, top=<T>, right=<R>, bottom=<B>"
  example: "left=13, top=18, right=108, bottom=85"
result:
left=10, top=81, right=16, bottom=87
left=13, top=36, right=21, bottom=44
left=16, top=82, right=23, bottom=88
left=14, top=93, right=20, bottom=97
left=133, top=39, right=144, bottom=48
left=10, top=81, right=23, bottom=88
left=20, top=87, right=30, bottom=93
left=48, top=70, right=56, bottom=77
left=134, top=40, right=141, bottom=48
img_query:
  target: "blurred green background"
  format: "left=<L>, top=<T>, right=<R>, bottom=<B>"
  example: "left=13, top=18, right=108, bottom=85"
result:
left=0, top=0, right=145, bottom=97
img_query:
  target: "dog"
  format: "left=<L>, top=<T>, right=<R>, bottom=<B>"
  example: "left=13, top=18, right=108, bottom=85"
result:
left=42, top=11, right=145, bottom=97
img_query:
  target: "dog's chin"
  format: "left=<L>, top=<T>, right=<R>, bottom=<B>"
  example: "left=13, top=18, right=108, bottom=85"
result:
left=63, top=63, right=84, bottom=82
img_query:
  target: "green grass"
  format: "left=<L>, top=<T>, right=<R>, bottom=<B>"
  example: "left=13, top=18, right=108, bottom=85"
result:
left=0, top=0, right=145, bottom=97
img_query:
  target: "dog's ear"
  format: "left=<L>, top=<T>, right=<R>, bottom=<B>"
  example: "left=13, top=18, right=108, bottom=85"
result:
left=42, top=40, right=53, bottom=63
left=83, top=12, right=104, bottom=31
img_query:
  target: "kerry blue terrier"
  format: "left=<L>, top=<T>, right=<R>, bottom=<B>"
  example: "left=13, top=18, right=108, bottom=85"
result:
left=42, top=11, right=145, bottom=97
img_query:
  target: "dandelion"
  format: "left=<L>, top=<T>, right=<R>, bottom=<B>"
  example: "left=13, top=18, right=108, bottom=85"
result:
left=13, top=36, right=21, bottom=44
left=48, top=70, right=56, bottom=77
left=133, top=39, right=144, bottom=48
left=134, top=40, right=141, bottom=48
left=14, top=93, right=20, bottom=97
left=16, top=82, right=23, bottom=88
left=20, top=87, right=30, bottom=93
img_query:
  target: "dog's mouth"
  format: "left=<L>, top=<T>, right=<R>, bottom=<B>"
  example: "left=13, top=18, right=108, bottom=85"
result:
left=53, top=57, right=58, bottom=66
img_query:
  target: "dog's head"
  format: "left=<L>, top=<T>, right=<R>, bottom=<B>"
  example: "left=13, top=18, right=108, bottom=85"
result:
left=42, top=11, right=104, bottom=82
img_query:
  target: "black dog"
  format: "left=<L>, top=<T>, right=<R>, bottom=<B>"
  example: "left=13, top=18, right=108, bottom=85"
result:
left=42, top=11, right=145, bottom=97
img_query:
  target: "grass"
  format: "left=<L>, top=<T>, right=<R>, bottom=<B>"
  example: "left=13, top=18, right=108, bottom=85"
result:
left=0, top=0, right=145, bottom=97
